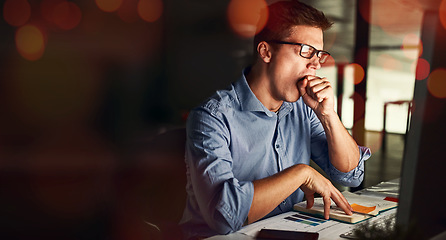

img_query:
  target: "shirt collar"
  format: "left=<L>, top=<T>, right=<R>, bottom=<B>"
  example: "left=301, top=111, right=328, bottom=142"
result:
left=234, top=68, right=293, bottom=117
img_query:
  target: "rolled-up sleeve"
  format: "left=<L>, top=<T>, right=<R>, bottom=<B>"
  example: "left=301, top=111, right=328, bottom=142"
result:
left=308, top=108, right=371, bottom=187
left=185, top=108, right=254, bottom=234
left=326, top=146, right=371, bottom=187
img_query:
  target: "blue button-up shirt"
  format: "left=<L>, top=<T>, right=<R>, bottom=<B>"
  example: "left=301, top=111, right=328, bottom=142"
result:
left=180, top=71, right=371, bottom=238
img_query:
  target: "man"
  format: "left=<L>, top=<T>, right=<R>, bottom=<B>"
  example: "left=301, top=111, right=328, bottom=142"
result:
left=180, top=1, right=371, bottom=238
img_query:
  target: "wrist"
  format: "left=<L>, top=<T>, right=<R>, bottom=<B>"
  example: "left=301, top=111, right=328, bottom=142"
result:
left=316, top=110, right=338, bottom=123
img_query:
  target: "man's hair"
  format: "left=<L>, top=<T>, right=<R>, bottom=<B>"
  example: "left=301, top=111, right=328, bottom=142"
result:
left=253, top=0, right=333, bottom=59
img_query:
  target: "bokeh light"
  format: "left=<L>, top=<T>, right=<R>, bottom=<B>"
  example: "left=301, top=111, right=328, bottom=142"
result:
left=52, top=1, right=82, bottom=30
left=348, top=63, right=365, bottom=85
left=227, top=0, right=268, bottom=38
left=3, top=0, right=31, bottom=27
left=440, top=0, right=446, bottom=30
left=15, top=25, right=46, bottom=61
left=137, top=0, right=163, bottom=23
left=402, top=33, right=423, bottom=59
left=375, top=53, right=402, bottom=72
left=95, top=0, right=123, bottom=13
left=427, top=68, right=446, bottom=98
left=413, top=58, right=430, bottom=80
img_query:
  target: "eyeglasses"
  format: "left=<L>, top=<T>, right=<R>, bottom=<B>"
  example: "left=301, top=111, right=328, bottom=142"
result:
left=268, top=40, right=331, bottom=64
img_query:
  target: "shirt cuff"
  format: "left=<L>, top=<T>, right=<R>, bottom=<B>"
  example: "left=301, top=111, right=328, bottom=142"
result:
left=328, top=146, right=371, bottom=187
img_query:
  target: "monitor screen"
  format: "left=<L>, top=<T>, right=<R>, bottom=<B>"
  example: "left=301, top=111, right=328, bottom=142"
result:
left=396, top=10, right=446, bottom=239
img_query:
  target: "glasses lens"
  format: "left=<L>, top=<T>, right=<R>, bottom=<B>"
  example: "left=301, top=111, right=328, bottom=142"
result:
left=319, top=52, right=330, bottom=64
left=299, top=45, right=314, bottom=58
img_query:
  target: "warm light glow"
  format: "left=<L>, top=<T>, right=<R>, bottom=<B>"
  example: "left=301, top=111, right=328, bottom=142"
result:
left=118, top=0, right=139, bottom=23
left=375, top=54, right=402, bottom=72
left=440, top=0, right=446, bottom=30
left=137, top=0, right=163, bottom=23
left=15, top=25, right=45, bottom=61
left=227, top=0, right=268, bottom=38
left=402, top=33, right=423, bottom=59
left=52, top=1, right=82, bottom=30
left=414, top=58, right=430, bottom=80
left=95, top=0, right=123, bottom=13
left=348, top=63, right=365, bottom=85
left=3, top=0, right=31, bottom=27
left=427, top=68, right=446, bottom=98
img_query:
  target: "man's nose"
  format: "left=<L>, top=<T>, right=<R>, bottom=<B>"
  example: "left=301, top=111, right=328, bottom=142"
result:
left=308, top=55, right=321, bottom=70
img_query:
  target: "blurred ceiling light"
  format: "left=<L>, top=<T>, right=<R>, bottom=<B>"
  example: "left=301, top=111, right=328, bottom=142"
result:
left=95, top=0, right=123, bottom=13
left=137, top=0, right=163, bottom=23
left=15, top=24, right=45, bottom=61
left=3, top=0, right=31, bottom=27
left=227, top=0, right=268, bottom=38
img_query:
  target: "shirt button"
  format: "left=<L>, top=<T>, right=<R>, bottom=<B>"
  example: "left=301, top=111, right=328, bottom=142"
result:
left=276, top=144, right=280, bottom=148
left=282, top=200, right=286, bottom=205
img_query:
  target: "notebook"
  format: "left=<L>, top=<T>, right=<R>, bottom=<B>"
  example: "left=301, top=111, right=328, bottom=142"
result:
left=293, top=191, right=398, bottom=224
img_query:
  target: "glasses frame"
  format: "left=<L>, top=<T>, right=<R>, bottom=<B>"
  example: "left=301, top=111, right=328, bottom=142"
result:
left=268, top=40, right=331, bottom=64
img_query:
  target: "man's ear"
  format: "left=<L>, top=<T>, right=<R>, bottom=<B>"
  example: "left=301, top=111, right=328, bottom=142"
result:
left=257, top=41, right=272, bottom=63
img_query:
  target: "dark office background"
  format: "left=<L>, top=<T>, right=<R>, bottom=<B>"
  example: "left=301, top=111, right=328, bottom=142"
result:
left=1, top=0, right=445, bottom=239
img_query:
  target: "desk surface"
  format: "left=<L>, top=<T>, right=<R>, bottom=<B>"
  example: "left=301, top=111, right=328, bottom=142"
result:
left=206, top=179, right=400, bottom=240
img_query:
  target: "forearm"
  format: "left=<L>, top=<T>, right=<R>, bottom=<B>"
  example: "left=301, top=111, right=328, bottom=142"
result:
left=247, top=164, right=309, bottom=224
left=317, top=111, right=360, bottom=173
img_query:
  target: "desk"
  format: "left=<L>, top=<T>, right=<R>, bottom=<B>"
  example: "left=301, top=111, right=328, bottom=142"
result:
left=207, top=179, right=400, bottom=240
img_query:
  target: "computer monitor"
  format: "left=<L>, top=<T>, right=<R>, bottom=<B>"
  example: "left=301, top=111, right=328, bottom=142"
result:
left=396, top=10, right=446, bottom=239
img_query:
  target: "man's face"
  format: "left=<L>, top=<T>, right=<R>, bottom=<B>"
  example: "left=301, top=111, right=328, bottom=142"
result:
left=266, top=25, right=324, bottom=103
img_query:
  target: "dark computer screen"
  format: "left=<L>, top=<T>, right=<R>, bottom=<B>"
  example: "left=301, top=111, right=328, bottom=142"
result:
left=396, top=10, right=446, bottom=239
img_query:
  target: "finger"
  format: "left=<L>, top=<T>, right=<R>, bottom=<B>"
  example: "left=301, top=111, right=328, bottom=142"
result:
left=306, top=193, right=314, bottom=209
left=331, top=191, right=353, bottom=215
left=313, top=87, right=332, bottom=103
left=323, top=196, right=331, bottom=220
left=310, top=80, right=331, bottom=94
left=306, top=77, right=326, bottom=88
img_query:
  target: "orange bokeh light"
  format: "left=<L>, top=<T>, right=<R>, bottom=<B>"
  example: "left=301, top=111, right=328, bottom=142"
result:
left=15, top=24, right=46, bottom=61
left=95, top=0, right=123, bottom=13
left=3, top=0, right=31, bottom=27
left=137, top=0, right=163, bottom=23
left=348, top=63, right=365, bottom=85
left=402, top=33, right=423, bottom=59
left=414, top=58, right=430, bottom=80
left=440, top=0, right=446, bottom=30
left=427, top=68, right=446, bottom=98
left=52, top=1, right=82, bottom=30
left=227, top=0, right=268, bottom=38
